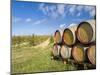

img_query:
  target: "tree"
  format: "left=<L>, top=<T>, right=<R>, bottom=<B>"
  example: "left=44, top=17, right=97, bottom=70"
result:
left=29, top=34, right=35, bottom=46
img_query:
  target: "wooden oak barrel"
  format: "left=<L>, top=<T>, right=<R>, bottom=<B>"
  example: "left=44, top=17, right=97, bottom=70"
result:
left=52, top=44, right=61, bottom=57
left=62, top=24, right=77, bottom=46
left=60, top=45, right=71, bottom=60
left=60, top=45, right=72, bottom=64
left=72, top=44, right=85, bottom=63
left=54, top=30, right=63, bottom=44
left=87, top=45, right=96, bottom=65
left=77, top=20, right=96, bottom=44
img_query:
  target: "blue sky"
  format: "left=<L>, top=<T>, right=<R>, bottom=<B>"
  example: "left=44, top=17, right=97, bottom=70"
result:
left=12, top=0, right=96, bottom=36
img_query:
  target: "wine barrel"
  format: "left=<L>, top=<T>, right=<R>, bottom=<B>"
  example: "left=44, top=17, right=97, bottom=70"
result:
left=54, top=30, right=63, bottom=44
left=87, top=45, right=96, bottom=65
left=62, top=24, right=77, bottom=46
left=60, top=45, right=71, bottom=60
left=77, top=20, right=96, bottom=44
left=52, top=44, right=61, bottom=57
left=72, top=44, right=85, bottom=63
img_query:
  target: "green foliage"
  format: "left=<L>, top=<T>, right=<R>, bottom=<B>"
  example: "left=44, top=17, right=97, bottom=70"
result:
left=49, top=36, right=54, bottom=46
left=12, top=45, right=76, bottom=74
left=12, top=35, right=50, bottom=47
left=50, top=36, right=54, bottom=43
left=12, top=36, right=23, bottom=47
left=12, top=34, right=77, bottom=74
left=29, top=34, right=35, bottom=46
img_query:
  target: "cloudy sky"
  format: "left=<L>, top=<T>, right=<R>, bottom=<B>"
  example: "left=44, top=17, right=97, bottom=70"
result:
left=12, top=0, right=96, bottom=35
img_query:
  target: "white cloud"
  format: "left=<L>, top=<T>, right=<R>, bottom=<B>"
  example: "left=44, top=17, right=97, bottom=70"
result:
left=39, top=3, right=48, bottom=15
left=39, top=3, right=95, bottom=18
left=57, top=4, right=66, bottom=17
left=51, top=12, right=59, bottom=19
left=39, top=3, right=45, bottom=10
left=68, top=23, right=77, bottom=27
left=13, top=17, right=33, bottom=23
left=33, top=19, right=46, bottom=25
left=59, top=24, right=66, bottom=29
left=77, top=6, right=84, bottom=11
left=26, top=18, right=32, bottom=22
left=84, top=6, right=94, bottom=11
left=68, top=5, right=76, bottom=15
left=49, top=5, right=58, bottom=19
left=77, top=12, right=81, bottom=17
left=90, top=8, right=96, bottom=17
left=84, top=6, right=95, bottom=17
left=39, top=3, right=67, bottom=19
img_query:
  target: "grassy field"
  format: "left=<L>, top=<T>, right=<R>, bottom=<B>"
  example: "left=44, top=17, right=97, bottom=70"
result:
left=11, top=39, right=76, bottom=74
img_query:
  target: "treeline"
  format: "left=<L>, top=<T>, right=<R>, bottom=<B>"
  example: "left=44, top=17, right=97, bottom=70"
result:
left=12, top=34, right=50, bottom=47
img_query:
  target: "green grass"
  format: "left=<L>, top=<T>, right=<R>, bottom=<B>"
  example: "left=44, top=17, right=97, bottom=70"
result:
left=12, top=43, right=76, bottom=74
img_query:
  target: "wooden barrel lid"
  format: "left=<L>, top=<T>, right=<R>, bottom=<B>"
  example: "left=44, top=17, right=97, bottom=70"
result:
left=61, top=45, right=71, bottom=59
left=52, top=44, right=60, bottom=56
left=87, top=45, right=96, bottom=65
left=63, top=29, right=74, bottom=45
left=54, top=30, right=61, bottom=44
left=72, top=45, right=84, bottom=63
left=77, top=22, right=93, bottom=44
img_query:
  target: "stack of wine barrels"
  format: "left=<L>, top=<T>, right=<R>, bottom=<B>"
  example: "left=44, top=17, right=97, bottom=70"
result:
left=52, top=19, right=96, bottom=68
